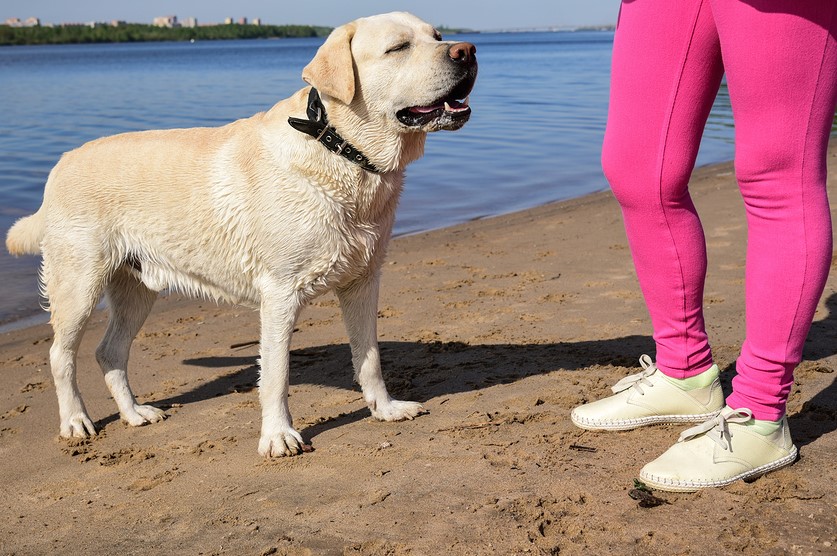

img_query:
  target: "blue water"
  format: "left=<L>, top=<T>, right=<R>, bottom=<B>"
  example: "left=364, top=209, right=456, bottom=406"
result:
left=0, top=32, right=737, bottom=326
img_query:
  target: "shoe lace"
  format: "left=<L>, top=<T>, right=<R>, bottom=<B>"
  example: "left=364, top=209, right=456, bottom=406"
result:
left=677, top=408, right=754, bottom=451
left=611, top=354, right=657, bottom=395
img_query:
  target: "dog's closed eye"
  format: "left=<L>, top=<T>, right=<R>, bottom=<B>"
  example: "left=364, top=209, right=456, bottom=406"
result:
left=386, top=41, right=411, bottom=54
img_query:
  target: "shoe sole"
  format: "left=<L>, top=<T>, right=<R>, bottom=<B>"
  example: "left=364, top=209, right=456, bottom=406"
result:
left=570, top=409, right=723, bottom=431
left=638, top=445, right=799, bottom=493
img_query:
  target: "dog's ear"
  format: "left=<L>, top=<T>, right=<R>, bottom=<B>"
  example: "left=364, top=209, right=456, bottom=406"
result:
left=302, top=23, right=357, bottom=105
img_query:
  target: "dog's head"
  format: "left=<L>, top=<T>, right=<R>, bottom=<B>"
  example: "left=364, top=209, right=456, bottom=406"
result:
left=302, top=12, right=477, bottom=134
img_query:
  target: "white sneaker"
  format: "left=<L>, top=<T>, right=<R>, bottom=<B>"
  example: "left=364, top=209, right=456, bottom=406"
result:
left=639, top=406, right=798, bottom=492
left=570, top=355, right=724, bottom=431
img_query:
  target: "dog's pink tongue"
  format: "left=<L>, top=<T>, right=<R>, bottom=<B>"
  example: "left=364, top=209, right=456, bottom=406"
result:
left=409, top=104, right=442, bottom=114
left=408, top=96, right=470, bottom=114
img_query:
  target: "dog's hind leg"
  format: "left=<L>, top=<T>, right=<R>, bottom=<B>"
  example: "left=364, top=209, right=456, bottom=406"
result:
left=41, top=243, right=110, bottom=438
left=337, top=274, right=427, bottom=422
left=95, top=266, right=165, bottom=427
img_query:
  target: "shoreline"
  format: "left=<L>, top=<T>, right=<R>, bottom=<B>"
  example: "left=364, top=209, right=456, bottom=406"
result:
left=1, top=151, right=835, bottom=554
left=0, top=145, right=823, bottom=335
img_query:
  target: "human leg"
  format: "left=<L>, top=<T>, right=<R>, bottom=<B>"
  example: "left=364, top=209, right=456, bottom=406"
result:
left=712, top=0, right=837, bottom=420
left=571, top=0, right=726, bottom=430
left=638, top=0, right=837, bottom=492
left=602, top=0, right=724, bottom=378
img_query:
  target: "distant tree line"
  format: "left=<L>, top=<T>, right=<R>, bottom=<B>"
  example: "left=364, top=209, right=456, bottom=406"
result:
left=0, top=23, right=332, bottom=46
left=436, top=26, right=477, bottom=35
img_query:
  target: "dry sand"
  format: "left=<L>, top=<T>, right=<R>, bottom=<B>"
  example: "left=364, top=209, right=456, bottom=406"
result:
left=1, top=151, right=836, bottom=555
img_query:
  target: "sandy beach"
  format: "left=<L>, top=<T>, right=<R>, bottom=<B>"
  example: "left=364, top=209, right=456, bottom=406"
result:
left=1, top=150, right=836, bottom=555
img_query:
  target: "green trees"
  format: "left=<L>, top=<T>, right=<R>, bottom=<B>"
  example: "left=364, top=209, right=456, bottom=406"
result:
left=0, top=24, right=331, bottom=46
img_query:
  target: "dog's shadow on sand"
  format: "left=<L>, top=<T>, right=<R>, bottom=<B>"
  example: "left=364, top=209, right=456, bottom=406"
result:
left=152, top=335, right=656, bottom=442
left=112, top=292, right=836, bottom=447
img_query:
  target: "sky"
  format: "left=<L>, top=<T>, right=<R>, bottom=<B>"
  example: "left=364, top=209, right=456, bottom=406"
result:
left=2, top=0, right=621, bottom=31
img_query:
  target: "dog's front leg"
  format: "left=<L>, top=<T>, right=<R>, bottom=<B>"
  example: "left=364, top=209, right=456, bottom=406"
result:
left=257, top=287, right=306, bottom=457
left=337, top=273, right=427, bottom=421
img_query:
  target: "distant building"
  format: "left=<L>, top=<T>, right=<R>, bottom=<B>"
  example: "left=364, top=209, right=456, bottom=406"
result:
left=182, top=17, right=198, bottom=28
left=5, top=17, right=40, bottom=27
left=224, top=17, right=233, bottom=25
left=252, top=18, right=262, bottom=26
left=153, top=15, right=179, bottom=28
left=110, top=20, right=126, bottom=27
left=238, top=17, right=248, bottom=25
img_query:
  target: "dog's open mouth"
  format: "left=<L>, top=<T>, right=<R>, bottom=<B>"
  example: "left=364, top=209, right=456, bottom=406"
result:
left=397, top=95, right=471, bottom=127
left=396, top=76, right=475, bottom=130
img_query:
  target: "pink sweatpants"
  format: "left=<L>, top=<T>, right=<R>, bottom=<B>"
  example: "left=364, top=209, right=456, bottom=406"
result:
left=603, top=0, right=837, bottom=420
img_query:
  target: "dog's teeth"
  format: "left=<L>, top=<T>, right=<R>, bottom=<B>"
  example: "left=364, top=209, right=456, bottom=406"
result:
left=444, top=101, right=452, bottom=112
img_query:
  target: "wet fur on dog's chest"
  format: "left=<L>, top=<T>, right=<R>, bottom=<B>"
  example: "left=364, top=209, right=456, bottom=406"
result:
left=120, top=170, right=402, bottom=306
left=289, top=189, right=395, bottom=298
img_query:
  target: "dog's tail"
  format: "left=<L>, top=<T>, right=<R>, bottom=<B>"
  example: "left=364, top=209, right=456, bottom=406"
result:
left=6, top=208, right=45, bottom=256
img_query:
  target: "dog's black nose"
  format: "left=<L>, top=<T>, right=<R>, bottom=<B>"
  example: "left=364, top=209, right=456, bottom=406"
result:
left=448, top=42, right=476, bottom=64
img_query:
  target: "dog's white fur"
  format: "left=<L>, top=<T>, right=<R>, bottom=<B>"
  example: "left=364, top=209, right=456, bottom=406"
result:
left=5, top=12, right=475, bottom=457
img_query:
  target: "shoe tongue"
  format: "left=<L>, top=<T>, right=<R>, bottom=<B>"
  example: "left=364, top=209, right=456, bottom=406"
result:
left=662, top=364, right=719, bottom=391
left=747, top=417, right=782, bottom=436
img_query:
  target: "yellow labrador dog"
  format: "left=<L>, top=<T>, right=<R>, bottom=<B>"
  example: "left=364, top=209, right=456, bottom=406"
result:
left=6, top=12, right=477, bottom=457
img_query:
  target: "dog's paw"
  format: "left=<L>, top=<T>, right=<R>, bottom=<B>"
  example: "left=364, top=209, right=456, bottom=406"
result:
left=258, top=427, right=312, bottom=457
left=121, top=404, right=166, bottom=427
left=60, top=413, right=97, bottom=438
left=371, top=399, right=428, bottom=422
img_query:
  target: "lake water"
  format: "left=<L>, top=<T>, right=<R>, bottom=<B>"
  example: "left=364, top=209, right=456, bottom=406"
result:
left=0, top=31, right=738, bottom=327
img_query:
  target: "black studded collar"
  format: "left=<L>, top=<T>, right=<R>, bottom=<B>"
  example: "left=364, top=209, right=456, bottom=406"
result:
left=287, top=88, right=380, bottom=174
